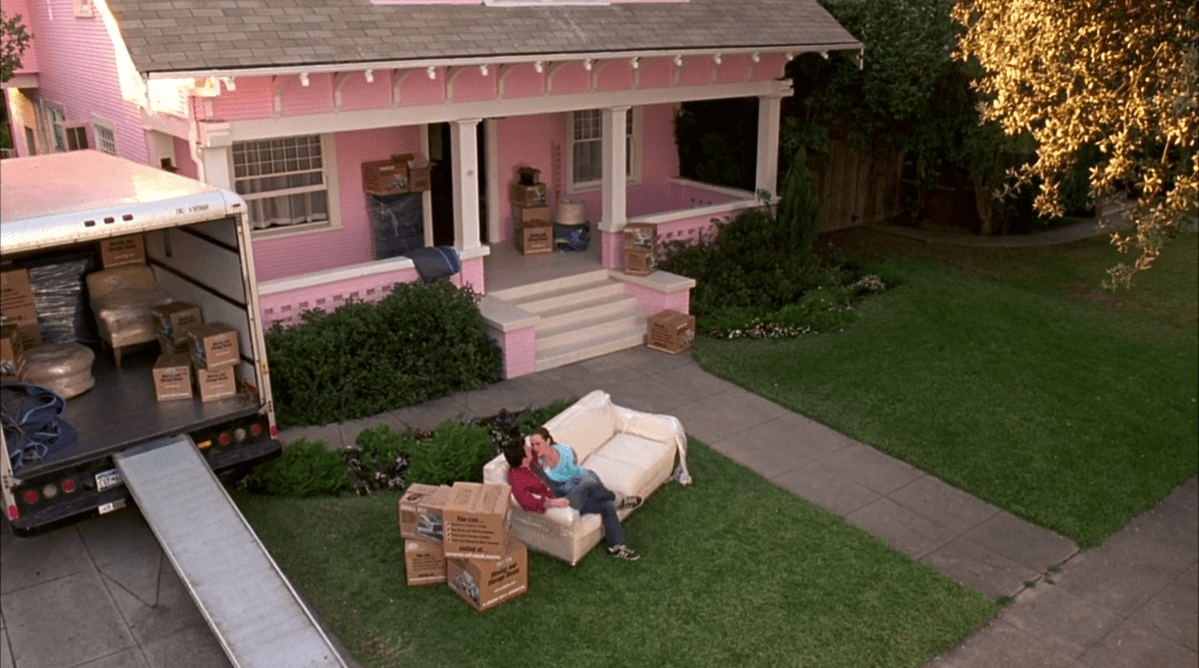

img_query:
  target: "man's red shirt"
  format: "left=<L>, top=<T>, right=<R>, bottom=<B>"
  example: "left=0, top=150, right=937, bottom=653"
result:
left=508, top=465, right=554, bottom=513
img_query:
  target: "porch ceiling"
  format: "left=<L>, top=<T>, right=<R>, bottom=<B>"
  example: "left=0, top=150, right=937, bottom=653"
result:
left=106, top=0, right=862, bottom=78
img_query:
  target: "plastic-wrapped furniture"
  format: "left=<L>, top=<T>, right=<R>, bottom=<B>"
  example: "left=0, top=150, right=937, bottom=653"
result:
left=482, top=390, right=691, bottom=565
left=85, top=265, right=174, bottom=367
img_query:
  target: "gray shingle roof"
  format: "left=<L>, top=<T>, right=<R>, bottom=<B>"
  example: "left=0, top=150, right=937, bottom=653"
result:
left=105, top=0, right=861, bottom=74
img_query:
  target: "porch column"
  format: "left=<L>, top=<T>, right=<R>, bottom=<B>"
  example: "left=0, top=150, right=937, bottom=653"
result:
left=600, top=106, right=629, bottom=268
left=755, top=84, right=788, bottom=197
left=451, top=117, right=482, bottom=250
left=196, top=122, right=233, bottom=189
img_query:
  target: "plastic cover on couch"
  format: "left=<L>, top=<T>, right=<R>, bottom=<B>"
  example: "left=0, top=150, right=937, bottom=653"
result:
left=482, top=390, right=690, bottom=565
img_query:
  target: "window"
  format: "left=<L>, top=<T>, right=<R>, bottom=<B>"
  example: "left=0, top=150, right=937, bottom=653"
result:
left=92, top=117, right=117, bottom=155
left=569, top=108, right=636, bottom=189
left=63, top=125, right=89, bottom=151
left=232, top=135, right=331, bottom=231
left=41, top=102, right=66, bottom=152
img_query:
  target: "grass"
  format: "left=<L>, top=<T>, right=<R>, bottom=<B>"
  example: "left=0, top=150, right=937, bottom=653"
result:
left=233, top=439, right=996, bottom=668
left=695, top=230, right=1198, bottom=548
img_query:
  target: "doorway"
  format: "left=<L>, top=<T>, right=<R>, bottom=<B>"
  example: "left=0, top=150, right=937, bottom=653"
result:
left=428, top=122, right=488, bottom=247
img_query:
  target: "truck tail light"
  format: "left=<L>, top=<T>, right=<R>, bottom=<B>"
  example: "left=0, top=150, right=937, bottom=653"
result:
left=62, top=478, right=77, bottom=493
left=270, top=424, right=278, bottom=438
left=7, top=505, right=17, bottom=520
left=23, top=489, right=38, bottom=505
left=250, top=422, right=263, bottom=437
left=218, top=431, right=232, bottom=446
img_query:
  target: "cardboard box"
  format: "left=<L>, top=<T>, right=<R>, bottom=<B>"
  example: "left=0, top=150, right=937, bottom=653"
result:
left=405, top=538, right=448, bottom=586
left=0, top=267, right=42, bottom=348
left=362, top=159, right=409, bottom=196
left=194, top=363, right=237, bottom=402
left=443, top=481, right=511, bottom=560
left=446, top=537, right=528, bottom=611
left=510, top=182, right=547, bottom=207
left=517, top=167, right=541, bottom=186
left=99, top=234, right=146, bottom=268
left=624, top=223, right=657, bottom=253
left=398, top=483, right=452, bottom=542
left=624, top=248, right=656, bottom=276
left=513, top=205, right=552, bottom=226
left=647, top=309, right=697, bottom=354
left=158, top=334, right=189, bottom=355
left=392, top=154, right=432, bottom=192
left=514, top=220, right=553, bottom=256
left=152, top=353, right=193, bottom=401
left=188, top=322, right=240, bottom=369
left=151, top=301, right=203, bottom=345
left=0, top=323, right=26, bottom=382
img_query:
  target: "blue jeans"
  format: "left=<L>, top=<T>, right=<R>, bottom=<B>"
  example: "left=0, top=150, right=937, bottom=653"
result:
left=549, top=473, right=625, bottom=547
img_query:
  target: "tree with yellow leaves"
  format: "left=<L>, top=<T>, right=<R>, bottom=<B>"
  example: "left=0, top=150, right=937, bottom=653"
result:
left=952, top=0, right=1197, bottom=285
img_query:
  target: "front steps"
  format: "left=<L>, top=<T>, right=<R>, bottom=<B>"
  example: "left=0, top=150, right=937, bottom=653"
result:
left=488, top=270, right=647, bottom=372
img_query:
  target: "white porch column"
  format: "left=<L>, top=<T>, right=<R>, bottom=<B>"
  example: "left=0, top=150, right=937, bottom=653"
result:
left=451, top=117, right=482, bottom=250
left=755, top=83, right=788, bottom=197
left=196, top=122, right=233, bottom=189
left=599, top=106, right=630, bottom=234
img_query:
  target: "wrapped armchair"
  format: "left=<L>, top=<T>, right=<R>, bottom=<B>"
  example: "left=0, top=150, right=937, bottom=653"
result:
left=482, top=390, right=691, bottom=565
left=85, top=264, right=174, bottom=367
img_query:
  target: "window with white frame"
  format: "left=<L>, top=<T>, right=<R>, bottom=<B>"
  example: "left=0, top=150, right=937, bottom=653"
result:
left=569, top=108, right=636, bottom=189
left=232, top=135, right=331, bottom=232
left=41, top=102, right=67, bottom=152
left=60, top=124, right=89, bottom=151
left=91, top=117, right=117, bottom=155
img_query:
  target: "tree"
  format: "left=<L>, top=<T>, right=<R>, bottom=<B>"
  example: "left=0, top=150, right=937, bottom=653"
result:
left=952, top=0, right=1199, bottom=286
left=1, top=10, right=32, bottom=84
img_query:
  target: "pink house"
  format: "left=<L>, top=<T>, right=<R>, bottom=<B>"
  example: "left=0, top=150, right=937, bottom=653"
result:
left=2, top=0, right=860, bottom=378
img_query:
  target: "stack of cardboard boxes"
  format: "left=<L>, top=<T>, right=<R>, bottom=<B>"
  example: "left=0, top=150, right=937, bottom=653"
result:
left=361, top=154, right=432, bottom=196
left=397, top=481, right=529, bottom=612
left=188, top=322, right=240, bottom=402
left=511, top=167, right=552, bottom=255
left=624, top=223, right=657, bottom=276
left=150, top=301, right=203, bottom=402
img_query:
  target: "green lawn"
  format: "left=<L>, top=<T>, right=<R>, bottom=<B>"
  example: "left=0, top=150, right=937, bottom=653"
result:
left=234, top=439, right=996, bottom=668
left=696, top=231, right=1199, bottom=548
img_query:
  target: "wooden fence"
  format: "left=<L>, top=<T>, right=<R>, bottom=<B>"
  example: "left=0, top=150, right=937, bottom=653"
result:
left=810, top=139, right=904, bottom=231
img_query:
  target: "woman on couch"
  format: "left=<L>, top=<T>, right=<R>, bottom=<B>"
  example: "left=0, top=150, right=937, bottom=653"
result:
left=504, top=431, right=642, bottom=561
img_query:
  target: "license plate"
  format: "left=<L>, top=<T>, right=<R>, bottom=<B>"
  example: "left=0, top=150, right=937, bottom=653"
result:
left=95, top=469, right=122, bottom=491
left=99, top=499, right=126, bottom=515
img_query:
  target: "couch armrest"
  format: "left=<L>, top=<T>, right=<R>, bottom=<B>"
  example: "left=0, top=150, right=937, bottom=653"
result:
left=614, top=407, right=692, bottom=485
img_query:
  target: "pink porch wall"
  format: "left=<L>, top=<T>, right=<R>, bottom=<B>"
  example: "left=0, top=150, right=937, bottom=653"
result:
left=172, top=137, right=200, bottom=179
left=20, top=0, right=149, bottom=162
left=251, top=126, right=423, bottom=282
left=495, top=113, right=565, bottom=242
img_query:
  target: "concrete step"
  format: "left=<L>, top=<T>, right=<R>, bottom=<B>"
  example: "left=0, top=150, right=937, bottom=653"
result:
left=536, top=293, right=640, bottom=332
left=537, top=305, right=644, bottom=351
left=535, top=321, right=647, bottom=373
left=488, top=269, right=611, bottom=302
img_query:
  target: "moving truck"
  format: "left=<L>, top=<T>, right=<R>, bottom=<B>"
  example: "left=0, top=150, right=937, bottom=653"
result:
left=1, top=151, right=282, bottom=534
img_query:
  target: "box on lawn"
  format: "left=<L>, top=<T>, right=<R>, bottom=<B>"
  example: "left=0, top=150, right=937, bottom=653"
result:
left=152, top=353, right=193, bottom=402
left=1, top=323, right=26, bottom=382
left=443, top=481, right=511, bottom=560
left=98, top=234, right=146, bottom=268
left=647, top=309, right=696, bottom=354
left=446, top=536, right=528, bottom=611
left=151, top=301, right=203, bottom=346
left=1, top=267, right=42, bottom=348
left=404, top=538, right=447, bottom=586
left=510, top=182, right=547, bottom=207
left=194, top=362, right=237, bottom=402
left=188, top=322, right=240, bottom=369
left=624, top=248, right=656, bottom=276
left=514, top=219, right=553, bottom=256
left=398, top=483, right=452, bottom=542
left=623, top=223, right=656, bottom=253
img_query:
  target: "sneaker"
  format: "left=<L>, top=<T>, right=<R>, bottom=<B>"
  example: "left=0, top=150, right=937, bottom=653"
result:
left=617, top=495, right=643, bottom=511
left=608, top=544, right=640, bottom=561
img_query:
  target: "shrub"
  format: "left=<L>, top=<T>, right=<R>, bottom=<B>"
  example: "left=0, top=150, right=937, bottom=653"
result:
left=348, top=424, right=429, bottom=495
left=241, top=439, right=351, bottom=497
left=403, top=420, right=495, bottom=487
left=266, top=281, right=503, bottom=428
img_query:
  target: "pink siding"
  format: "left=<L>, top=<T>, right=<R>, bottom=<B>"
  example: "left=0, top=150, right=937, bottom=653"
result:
left=490, top=326, right=536, bottom=379
left=677, top=57, right=713, bottom=87
left=638, top=58, right=674, bottom=89
left=715, top=54, right=752, bottom=84
left=749, top=53, right=787, bottom=82
left=495, top=113, right=565, bottom=241
left=500, top=64, right=546, bottom=99
left=281, top=73, right=335, bottom=116
left=549, top=63, right=591, bottom=95
left=597, top=61, right=635, bottom=92
left=399, top=68, right=447, bottom=106
left=339, top=73, right=392, bottom=111
left=173, top=136, right=200, bottom=179
left=23, top=0, right=150, bottom=163
left=449, top=66, right=497, bottom=103
left=210, top=76, right=274, bottom=120
left=252, top=126, right=423, bottom=282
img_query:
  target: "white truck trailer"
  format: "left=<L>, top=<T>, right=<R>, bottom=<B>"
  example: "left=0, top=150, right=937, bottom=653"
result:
left=1, top=151, right=347, bottom=668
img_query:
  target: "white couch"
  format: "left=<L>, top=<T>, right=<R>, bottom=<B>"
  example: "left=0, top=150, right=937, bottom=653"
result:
left=482, top=390, right=692, bottom=565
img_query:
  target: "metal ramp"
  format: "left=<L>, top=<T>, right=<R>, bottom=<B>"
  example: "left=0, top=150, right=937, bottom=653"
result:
left=114, top=436, right=348, bottom=668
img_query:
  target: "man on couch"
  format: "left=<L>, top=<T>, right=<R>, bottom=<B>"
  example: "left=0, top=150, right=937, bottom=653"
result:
left=503, top=433, right=642, bottom=561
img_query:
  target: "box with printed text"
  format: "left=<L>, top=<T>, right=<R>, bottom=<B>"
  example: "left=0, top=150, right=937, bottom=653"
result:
left=442, top=481, right=511, bottom=560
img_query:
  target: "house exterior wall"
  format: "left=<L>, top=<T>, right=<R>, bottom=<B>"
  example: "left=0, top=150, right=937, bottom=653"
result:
left=20, top=0, right=149, bottom=162
left=6, top=0, right=39, bottom=75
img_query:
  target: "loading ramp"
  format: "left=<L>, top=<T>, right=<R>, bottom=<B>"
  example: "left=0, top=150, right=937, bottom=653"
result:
left=114, top=436, right=348, bottom=668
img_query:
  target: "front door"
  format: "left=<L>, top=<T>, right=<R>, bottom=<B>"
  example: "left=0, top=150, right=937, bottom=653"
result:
left=428, top=122, right=488, bottom=247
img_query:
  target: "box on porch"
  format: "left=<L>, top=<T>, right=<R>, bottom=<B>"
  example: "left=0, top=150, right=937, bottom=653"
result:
left=398, top=483, right=451, bottom=542
left=510, top=182, right=547, bottom=207
left=446, top=536, right=528, bottom=611
left=404, top=538, right=447, bottom=586
left=362, top=159, right=410, bottom=196
left=623, top=223, right=656, bottom=253
left=152, top=352, right=193, bottom=402
left=624, top=248, right=656, bottom=276
left=514, top=217, right=553, bottom=256
left=442, top=481, right=511, bottom=560
left=392, top=153, right=431, bottom=192
left=647, top=309, right=696, bottom=355
left=98, top=234, right=146, bottom=268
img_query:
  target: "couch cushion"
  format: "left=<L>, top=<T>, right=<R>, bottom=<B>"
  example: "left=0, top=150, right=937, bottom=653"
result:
left=584, top=433, right=673, bottom=497
left=548, top=405, right=615, bottom=463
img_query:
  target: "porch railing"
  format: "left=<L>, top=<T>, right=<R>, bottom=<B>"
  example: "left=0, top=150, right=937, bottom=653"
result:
left=627, top=178, right=763, bottom=249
